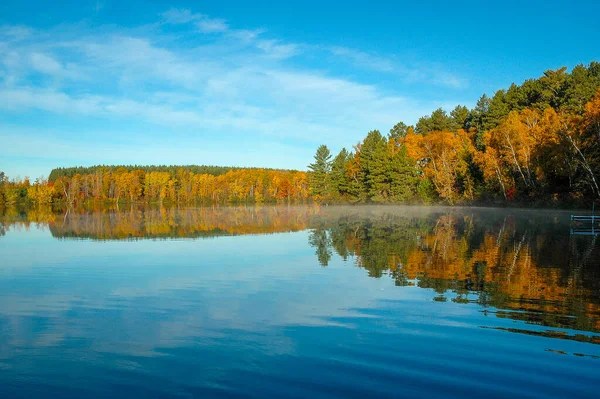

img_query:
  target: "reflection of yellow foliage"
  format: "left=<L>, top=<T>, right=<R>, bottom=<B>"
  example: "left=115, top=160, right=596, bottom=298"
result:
left=14, top=205, right=322, bottom=240
left=387, top=254, right=402, bottom=271
left=27, top=207, right=57, bottom=224
left=396, top=215, right=600, bottom=329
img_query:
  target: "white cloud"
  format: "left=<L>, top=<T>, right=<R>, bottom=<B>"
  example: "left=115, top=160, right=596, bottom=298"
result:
left=329, top=46, right=396, bottom=73
left=0, top=25, right=33, bottom=42
left=429, top=69, right=467, bottom=89
left=161, top=8, right=198, bottom=24
left=160, top=8, right=302, bottom=59
left=228, top=29, right=264, bottom=43
left=0, top=88, right=102, bottom=114
left=196, top=18, right=229, bottom=34
left=255, top=40, right=299, bottom=59
left=162, top=8, right=229, bottom=33
left=29, top=53, right=63, bottom=76
left=0, top=49, right=21, bottom=86
left=327, top=46, right=467, bottom=89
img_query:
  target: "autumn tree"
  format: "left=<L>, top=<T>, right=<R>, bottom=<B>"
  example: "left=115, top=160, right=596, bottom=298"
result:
left=344, top=148, right=363, bottom=200
left=27, top=178, right=56, bottom=204
left=404, top=129, right=475, bottom=203
left=561, top=90, right=600, bottom=200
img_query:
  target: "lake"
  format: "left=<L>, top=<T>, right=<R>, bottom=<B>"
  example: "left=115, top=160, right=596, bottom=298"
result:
left=0, top=205, right=599, bottom=398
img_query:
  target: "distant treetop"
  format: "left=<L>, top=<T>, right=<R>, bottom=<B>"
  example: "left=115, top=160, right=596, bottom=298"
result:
left=48, top=165, right=292, bottom=182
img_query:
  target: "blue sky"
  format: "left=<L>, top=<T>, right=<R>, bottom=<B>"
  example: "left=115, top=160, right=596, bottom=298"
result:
left=1, top=0, right=599, bottom=179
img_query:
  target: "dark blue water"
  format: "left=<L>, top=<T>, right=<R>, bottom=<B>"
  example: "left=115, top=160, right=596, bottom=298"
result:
left=0, top=206, right=598, bottom=398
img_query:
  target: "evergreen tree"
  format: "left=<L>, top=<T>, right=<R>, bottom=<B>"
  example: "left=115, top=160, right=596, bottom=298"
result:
left=389, top=147, right=418, bottom=202
left=359, top=130, right=389, bottom=201
left=539, top=67, right=568, bottom=109
left=329, top=148, right=351, bottom=198
left=483, top=90, right=509, bottom=130
left=561, top=63, right=600, bottom=113
left=504, top=83, right=527, bottom=111
left=389, top=121, right=409, bottom=141
left=450, top=105, right=470, bottom=131
left=416, top=108, right=453, bottom=134
left=308, top=144, right=332, bottom=199
left=470, top=94, right=491, bottom=139
left=519, top=78, right=545, bottom=109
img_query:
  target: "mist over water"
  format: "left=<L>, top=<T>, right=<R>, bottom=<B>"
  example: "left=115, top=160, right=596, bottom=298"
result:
left=1, top=205, right=599, bottom=398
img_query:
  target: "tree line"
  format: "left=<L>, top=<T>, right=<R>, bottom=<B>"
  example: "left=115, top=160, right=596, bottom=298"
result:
left=309, top=63, right=600, bottom=206
left=48, top=165, right=266, bottom=182
left=0, top=168, right=309, bottom=205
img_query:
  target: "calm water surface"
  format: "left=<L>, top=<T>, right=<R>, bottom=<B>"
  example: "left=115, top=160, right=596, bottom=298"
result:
left=0, top=205, right=599, bottom=398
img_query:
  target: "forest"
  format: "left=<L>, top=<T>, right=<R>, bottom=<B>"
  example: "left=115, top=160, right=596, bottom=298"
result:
left=1, top=62, right=599, bottom=207
left=309, top=63, right=600, bottom=206
left=0, top=167, right=309, bottom=205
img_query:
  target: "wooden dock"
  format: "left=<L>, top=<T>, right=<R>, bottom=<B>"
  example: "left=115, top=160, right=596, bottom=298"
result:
left=571, top=215, right=599, bottom=222
left=570, top=209, right=599, bottom=235
left=571, top=229, right=598, bottom=235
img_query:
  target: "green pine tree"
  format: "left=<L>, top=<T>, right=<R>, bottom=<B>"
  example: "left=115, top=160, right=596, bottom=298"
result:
left=308, top=144, right=332, bottom=199
left=329, top=148, right=351, bottom=199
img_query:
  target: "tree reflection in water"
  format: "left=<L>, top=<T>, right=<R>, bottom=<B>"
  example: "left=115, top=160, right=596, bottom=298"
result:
left=1, top=204, right=599, bottom=340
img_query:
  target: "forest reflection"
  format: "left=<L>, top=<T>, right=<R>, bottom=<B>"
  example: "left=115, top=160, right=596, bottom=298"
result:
left=1, top=204, right=599, bottom=339
left=308, top=207, right=600, bottom=340
left=0, top=205, right=319, bottom=239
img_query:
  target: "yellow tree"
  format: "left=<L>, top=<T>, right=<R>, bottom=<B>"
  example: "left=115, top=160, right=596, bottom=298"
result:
left=404, top=129, right=474, bottom=203
left=475, top=147, right=511, bottom=199
left=27, top=179, right=56, bottom=204
left=54, top=175, right=80, bottom=204
left=485, top=111, right=533, bottom=190
left=145, top=172, right=171, bottom=201
left=176, top=169, right=194, bottom=203
left=574, top=90, right=600, bottom=198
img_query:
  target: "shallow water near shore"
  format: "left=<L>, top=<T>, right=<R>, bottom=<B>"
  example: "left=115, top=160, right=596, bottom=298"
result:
left=1, top=205, right=599, bottom=398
